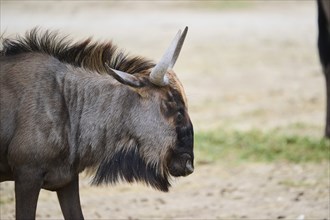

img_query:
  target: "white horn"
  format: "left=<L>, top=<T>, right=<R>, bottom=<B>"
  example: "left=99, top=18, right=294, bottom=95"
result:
left=170, top=26, right=188, bottom=69
left=105, top=63, right=143, bottom=88
left=150, top=27, right=188, bottom=86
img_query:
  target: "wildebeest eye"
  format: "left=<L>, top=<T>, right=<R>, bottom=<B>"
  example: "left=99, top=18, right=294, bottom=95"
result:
left=177, top=112, right=184, bottom=122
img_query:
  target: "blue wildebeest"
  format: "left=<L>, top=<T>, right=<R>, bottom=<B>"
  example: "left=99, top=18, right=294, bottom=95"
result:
left=0, top=27, right=194, bottom=219
left=317, top=0, right=330, bottom=138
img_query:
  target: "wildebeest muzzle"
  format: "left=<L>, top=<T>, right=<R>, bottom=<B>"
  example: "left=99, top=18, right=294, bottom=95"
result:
left=168, top=152, right=194, bottom=177
left=168, top=120, right=194, bottom=177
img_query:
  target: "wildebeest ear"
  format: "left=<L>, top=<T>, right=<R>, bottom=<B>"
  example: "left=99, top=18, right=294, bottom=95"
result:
left=105, top=63, right=144, bottom=88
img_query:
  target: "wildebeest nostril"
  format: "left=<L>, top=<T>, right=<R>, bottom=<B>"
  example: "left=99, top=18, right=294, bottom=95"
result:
left=185, top=159, right=194, bottom=175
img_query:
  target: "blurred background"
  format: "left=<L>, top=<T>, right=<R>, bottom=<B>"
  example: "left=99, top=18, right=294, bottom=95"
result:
left=1, top=1, right=329, bottom=219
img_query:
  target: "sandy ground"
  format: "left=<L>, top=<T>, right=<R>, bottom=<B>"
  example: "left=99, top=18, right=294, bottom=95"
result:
left=1, top=163, right=329, bottom=219
left=0, top=1, right=329, bottom=219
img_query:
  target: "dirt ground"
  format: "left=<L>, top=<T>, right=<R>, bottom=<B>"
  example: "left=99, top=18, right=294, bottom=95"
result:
left=0, top=1, right=329, bottom=219
left=1, top=163, right=328, bottom=219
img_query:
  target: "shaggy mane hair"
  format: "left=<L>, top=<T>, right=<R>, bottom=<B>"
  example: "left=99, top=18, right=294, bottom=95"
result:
left=0, top=28, right=155, bottom=74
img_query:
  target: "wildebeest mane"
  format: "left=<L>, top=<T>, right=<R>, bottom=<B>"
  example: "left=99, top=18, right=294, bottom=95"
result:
left=92, top=147, right=171, bottom=192
left=1, top=28, right=155, bottom=75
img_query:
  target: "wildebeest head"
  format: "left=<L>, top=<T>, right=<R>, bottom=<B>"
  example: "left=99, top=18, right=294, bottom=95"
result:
left=101, top=27, right=194, bottom=190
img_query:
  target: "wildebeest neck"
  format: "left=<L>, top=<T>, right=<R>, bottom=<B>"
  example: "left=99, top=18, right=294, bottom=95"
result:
left=59, top=68, right=137, bottom=168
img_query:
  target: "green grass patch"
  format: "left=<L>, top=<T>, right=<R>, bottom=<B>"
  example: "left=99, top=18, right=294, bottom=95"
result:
left=195, top=129, right=329, bottom=164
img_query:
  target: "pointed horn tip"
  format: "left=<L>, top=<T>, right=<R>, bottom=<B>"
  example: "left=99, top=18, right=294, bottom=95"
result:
left=104, top=62, right=112, bottom=71
left=149, top=27, right=189, bottom=87
left=182, top=26, right=188, bottom=37
left=176, top=26, right=188, bottom=36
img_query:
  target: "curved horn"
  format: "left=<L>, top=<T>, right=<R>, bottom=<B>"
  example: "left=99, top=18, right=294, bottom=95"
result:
left=150, top=27, right=188, bottom=86
left=170, top=26, right=188, bottom=69
left=105, top=63, right=144, bottom=88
